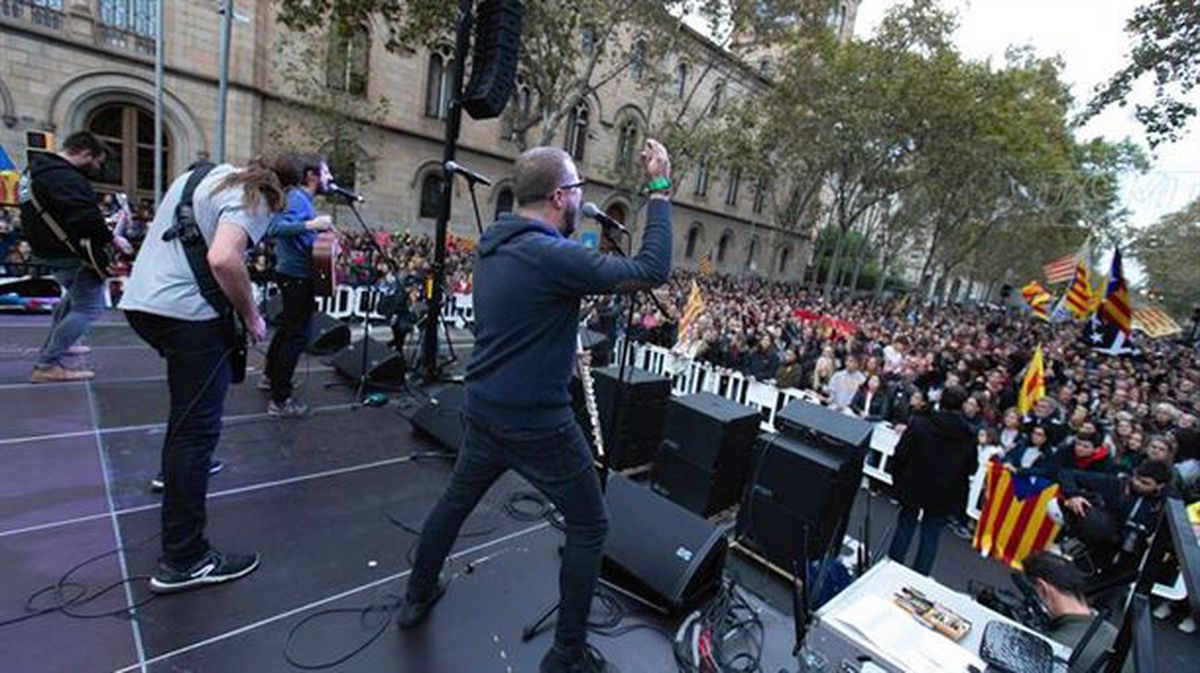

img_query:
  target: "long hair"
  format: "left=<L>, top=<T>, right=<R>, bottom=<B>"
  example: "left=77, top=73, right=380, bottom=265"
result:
left=215, top=156, right=286, bottom=213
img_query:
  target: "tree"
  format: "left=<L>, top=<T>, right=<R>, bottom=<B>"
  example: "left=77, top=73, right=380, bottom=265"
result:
left=1082, top=0, right=1200, bottom=148
left=1130, top=197, right=1200, bottom=316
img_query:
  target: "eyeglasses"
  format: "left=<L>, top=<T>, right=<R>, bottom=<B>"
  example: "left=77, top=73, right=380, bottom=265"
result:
left=558, top=178, right=587, bottom=191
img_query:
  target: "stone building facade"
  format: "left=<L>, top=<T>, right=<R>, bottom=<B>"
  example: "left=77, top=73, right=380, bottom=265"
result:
left=1, top=1, right=859, bottom=281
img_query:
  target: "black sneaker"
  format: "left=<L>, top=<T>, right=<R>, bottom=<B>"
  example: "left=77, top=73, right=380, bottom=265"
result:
left=540, top=644, right=621, bottom=673
left=149, top=459, right=224, bottom=492
left=149, top=548, right=260, bottom=594
left=268, top=397, right=310, bottom=419
left=396, top=579, right=447, bottom=628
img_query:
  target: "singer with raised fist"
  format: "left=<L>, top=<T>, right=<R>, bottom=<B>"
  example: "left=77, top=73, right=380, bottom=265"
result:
left=261, top=152, right=334, bottom=418
left=397, top=139, right=674, bottom=673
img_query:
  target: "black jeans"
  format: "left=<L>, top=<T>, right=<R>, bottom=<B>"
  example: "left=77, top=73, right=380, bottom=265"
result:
left=265, top=274, right=314, bottom=404
left=887, top=505, right=945, bottom=576
left=126, top=310, right=230, bottom=568
left=407, top=413, right=608, bottom=657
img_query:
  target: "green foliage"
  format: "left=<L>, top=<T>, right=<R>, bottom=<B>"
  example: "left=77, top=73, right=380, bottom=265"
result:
left=1083, top=0, right=1200, bottom=148
left=1130, top=197, right=1200, bottom=316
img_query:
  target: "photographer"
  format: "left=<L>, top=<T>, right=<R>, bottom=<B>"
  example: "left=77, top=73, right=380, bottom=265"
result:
left=1060, top=459, right=1173, bottom=569
left=1022, top=551, right=1131, bottom=673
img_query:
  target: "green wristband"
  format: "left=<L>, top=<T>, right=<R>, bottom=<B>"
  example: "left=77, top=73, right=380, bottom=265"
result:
left=646, top=176, right=671, bottom=192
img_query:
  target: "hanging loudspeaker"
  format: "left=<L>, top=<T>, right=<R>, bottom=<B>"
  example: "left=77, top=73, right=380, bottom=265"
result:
left=462, top=0, right=525, bottom=120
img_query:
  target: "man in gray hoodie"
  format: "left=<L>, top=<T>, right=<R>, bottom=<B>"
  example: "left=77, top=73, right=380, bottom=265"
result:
left=398, top=140, right=673, bottom=673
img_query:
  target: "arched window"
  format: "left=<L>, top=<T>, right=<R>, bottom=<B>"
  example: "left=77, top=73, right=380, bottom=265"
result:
left=717, top=231, right=732, bottom=264
left=419, top=172, right=445, bottom=219
left=630, top=37, right=646, bottom=79
left=685, top=224, right=701, bottom=259
left=425, top=45, right=454, bottom=119
left=747, top=238, right=758, bottom=270
left=326, top=22, right=370, bottom=95
left=753, top=176, right=768, bottom=214
left=778, top=247, right=790, bottom=274
left=581, top=26, right=596, bottom=56
left=494, top=188, right=514, bottom=219
left=503, top=78, right=533, bottom=141
left=616, top=119, right=641, bottom=170
left=86, top=102, right=170, bottom=202
left=673, top=62, right=688, bottom=97
left=565, top=102, right=589, bottom=161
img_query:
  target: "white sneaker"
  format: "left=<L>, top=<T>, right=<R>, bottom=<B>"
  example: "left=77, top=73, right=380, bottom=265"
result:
left=1179, top=616, right=1197, bottom=634
left=1153, top=602, right=1174, bottom=620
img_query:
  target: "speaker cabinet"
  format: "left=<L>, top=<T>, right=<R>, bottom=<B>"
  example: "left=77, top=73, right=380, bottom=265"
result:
left=602, top=474, right=726, bottom=614
left=264, top=295, right=350, bottom=355
left=590, top=365, right=672, bottom=469
left=409, top=385, right=465, bottom=454
left=462, top=0, right=525, bottom=120
left=331, top=338, right=406, bottom=385
left=651, top=393, right=761, bottom=516
left=735, top=431, right=865, bottom=570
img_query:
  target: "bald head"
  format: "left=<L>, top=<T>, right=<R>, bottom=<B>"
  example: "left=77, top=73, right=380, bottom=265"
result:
left=514, top=147, right=574, bottom=206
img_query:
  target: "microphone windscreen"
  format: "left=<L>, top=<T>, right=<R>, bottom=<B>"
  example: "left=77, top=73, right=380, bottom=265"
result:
left=581, top=202, right=602, bottom=218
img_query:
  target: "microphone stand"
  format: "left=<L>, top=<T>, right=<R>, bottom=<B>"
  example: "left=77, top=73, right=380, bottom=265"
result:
left=323, top=197, right=396, bottom=406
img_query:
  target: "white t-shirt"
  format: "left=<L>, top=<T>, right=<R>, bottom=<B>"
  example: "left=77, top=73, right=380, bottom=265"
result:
left=119, top=165, right=270, bottom=321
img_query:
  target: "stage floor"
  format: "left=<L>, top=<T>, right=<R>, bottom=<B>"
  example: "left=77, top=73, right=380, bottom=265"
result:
left=1, top=311, right=1195, bottom=671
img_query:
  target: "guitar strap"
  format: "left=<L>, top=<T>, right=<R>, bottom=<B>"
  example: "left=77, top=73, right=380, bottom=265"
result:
left=26, top=172, right=106, bottom=272
left=160, top=163, right=229, bottom=319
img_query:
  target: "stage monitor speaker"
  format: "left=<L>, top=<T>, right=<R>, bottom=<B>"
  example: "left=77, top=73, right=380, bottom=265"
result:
left=263, top=296, right=350, bottom=355
left=775, top=399, right=873, bottom=451
left=735, top=432, right=865, bottom=570
left=409, top=385, right=465, bottom=453
left=602, top=474, right=726, bottom=614
left=462, top=0, right=524, bottom=120
left=591, top=365, right=672, bottom=468
left=651, top=393, right=761, bottom=516
left=579, top=328, right=612, bottom=368
left=331, top=338, right=406, bottom=385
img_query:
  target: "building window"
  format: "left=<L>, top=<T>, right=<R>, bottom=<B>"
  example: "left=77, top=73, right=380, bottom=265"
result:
left=503, top=79, right=533, bottom=141
left=753, top=176, right=768, bottom=214
left=565, top=102, right=589, bottom=162
left=4, top=0, right=64, bottom=30
left=725, top=168, right=741, bottom=206
left=685, top=224, right=701, bottom=259
left=494, top=188, right=514, bottom=219
left=710, top=80, right=725, bottom=115
left=778, top=247, right=790, bottom=274
left=326, top=23, right=370, bottom=96
left=98, top=0, right=156, bottom=53
left=746, top=238, right=757, bottom=270
left=673, top=62, right=688, bottom=97
left=694, top=162, right=710, bottom=197
left=86, top=102, right=170, bottom=203
left=425, top=45, right=454, bottom=119
left=581, top=27, right=595, bottom=56
left=616, top=119, right=641, bottom=171
left=419, top=172, right=445, bottom=219
left=630, top=37, right=646, bottom=80
left=717, top=232, right=732, bottom=264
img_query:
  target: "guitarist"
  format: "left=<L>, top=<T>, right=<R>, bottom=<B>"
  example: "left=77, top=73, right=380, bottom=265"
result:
left=260, top=152, right=333, bottom=418
left=20, top=131, right=132, bottom=383
left=119, top=158, right=287, bottom=593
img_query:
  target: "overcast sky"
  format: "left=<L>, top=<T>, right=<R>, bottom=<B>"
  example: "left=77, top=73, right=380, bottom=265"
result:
left=855, top=0, right=1200, bottom=236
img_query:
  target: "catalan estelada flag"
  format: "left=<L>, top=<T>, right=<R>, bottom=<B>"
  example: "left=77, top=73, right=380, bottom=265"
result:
left=973, top=460, right=1062, bottom=569
left=1017, top=345, right=1045, bottom=415
left=1064, top=262, right=1093, bottom=319
left=0, top=144, right=19, bottom=206
left=675, top=280, right=705, bottom=345
left=1099, top=248, right=1132, bottom=335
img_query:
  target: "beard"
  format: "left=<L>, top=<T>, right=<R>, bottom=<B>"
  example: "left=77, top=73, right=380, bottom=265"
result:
left=561, top=201, right=580, bottom=238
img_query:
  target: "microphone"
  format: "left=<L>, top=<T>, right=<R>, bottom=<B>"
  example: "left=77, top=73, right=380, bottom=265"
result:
left=581, top=202, right=629, bottom=235
left=444, top=160, right=493, bottom=186
left=326, top=182, right=364, bottom=202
